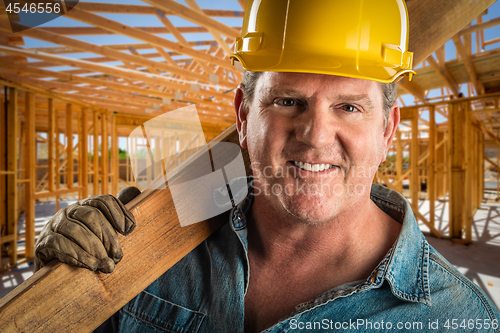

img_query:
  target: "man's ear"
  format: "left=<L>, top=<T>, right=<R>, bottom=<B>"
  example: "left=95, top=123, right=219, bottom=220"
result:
left=381, top=101, right=400, bottom=163
left=234, top=84, right=248, bottom=149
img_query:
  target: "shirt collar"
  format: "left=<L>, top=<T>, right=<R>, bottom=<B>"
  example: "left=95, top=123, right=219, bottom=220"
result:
left=370, top=183, right=431, bottom=306
left=228, top=179, right=431, bottom=306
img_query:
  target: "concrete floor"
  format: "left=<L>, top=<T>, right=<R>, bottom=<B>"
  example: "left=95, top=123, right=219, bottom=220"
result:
left=1, top=198, right=500, bottom=312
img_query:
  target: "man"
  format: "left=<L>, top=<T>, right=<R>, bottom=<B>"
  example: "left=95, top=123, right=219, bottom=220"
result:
left=35, top=0, right=500, bottom=332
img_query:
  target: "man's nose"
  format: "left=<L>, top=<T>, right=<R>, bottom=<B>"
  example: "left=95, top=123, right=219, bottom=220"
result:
left=294, top=105, right=338, bottom=149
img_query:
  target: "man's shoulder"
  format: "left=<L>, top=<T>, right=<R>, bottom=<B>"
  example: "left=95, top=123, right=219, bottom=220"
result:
left=426, top=245, right=500, bottom=322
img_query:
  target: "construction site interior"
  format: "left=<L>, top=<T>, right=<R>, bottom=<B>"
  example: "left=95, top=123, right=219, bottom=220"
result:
left=0, top=0, right=500, bottom=308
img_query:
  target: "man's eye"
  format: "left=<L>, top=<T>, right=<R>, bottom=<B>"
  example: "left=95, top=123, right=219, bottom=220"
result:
left=276, top=98, right=296, bottom=107
left=341, top=104, right=358, bottom=112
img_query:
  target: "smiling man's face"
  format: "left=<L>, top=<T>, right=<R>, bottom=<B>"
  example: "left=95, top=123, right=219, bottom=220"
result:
left=235, top=72, right=399, bottom=223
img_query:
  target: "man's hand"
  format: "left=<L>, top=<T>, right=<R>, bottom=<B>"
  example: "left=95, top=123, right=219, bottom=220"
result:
left=34, top=187, right=141, bottom=273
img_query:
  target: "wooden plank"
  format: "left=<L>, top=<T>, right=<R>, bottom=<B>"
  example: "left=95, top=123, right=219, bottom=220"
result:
left=24, top=92, right=36, bottom=259
left=0, top=123, right=247, bottom=332
left=7, top=88, right=18, bottom=265
left=407, top=0, right=496, bottom=66
left=34, top=187, right=85, bottom=200
left=66, top=104, right=73, bottom=189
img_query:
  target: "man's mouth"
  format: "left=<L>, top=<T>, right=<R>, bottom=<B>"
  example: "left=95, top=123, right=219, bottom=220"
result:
left=292, top=161, right=336, bottom=172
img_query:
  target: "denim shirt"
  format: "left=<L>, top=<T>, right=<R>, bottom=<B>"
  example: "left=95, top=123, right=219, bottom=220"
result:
left=97, top=183, right=500, bottom=333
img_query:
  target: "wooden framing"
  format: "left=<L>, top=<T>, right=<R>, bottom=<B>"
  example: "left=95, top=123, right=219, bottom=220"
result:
left=0, top=0, right=498, bottom=312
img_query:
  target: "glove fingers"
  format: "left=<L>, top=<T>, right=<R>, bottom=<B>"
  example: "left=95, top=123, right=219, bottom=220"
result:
left=64, top=205, right=124, bottom=263
left=117, top=186, right=141, bottom=205
left=80, top=195, right=136, bottom=235
left=35, top=232, right=116, bottom=273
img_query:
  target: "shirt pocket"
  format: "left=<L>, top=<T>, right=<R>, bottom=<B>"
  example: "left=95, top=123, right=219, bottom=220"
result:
left=120, top=291, right=206, bottom=333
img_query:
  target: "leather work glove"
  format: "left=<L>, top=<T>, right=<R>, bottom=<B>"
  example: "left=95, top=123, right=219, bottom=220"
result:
left=34, top=187, right=141, bottom=274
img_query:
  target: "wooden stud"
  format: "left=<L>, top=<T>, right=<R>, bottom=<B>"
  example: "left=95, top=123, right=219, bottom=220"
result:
left=111, top=113, right=118, bottom=196
left=0, top=86, right=6, bottom=254
left=7, top=88, right=18, bottom=266
left=464, top=101, right=472, bottom=243
left=24, top=92, right=36, bottom=259
left=93, top=111, right=99, bottom=195
left=428, top=106, right=436, bottom=227
left=101, top=112, right=109, bottom=194
left=48, top=99, right=55, bottom=192
left=411, top=108, right=419, bottom=209
left=449, top=102, right=466, bottom=240
left=81, top=108, right=89, bottom=199
left=66, top=104, right=73, bottom=189
left=55, top=110, right=60, bottom=211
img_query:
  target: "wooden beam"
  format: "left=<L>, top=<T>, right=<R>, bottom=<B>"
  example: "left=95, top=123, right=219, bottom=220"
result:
left=0, top=123, right=246, bottom=332
left=0, top=22, right=221, bottom=85
left=0, top=46, right=233, bottom=91
left=184, top=0, right=233, bottom=56
left=63, top=7, right=235, bottom=71
left=75, top=2, right=244, bottom=17
left=426, top=54, right=460, bottom=96
left=459, top=16, right=500, bottom=36
left=453, top=36, right=485, bottom=95
left=398, top=79, right=426, bottom=102
left=141, top=0, right=240, bottom=38
left=37, top=26, right=237, bottom=36
left=24, top=92, right=36, bottom=259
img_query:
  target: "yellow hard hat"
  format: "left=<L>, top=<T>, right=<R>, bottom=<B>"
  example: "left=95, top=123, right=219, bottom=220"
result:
left=230, top=0, right=415, bottom=83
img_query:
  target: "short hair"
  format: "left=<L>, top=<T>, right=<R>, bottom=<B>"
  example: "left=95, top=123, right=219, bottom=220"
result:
left=241, top=71, right=398, bottom=128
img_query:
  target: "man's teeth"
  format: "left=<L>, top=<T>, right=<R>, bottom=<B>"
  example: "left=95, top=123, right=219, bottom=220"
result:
left=293, top=161, right=334, bottom=172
